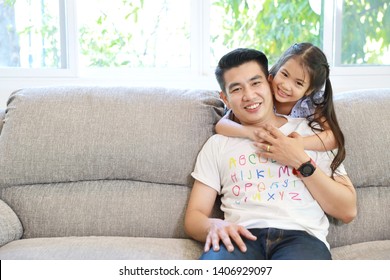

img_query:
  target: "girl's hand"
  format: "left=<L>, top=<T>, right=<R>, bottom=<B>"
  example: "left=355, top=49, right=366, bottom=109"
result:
left=253, top=124, right=310, bottom=169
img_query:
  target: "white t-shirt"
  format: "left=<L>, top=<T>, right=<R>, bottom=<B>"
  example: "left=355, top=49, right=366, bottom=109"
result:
left=192, top=116, right=346, bottom=248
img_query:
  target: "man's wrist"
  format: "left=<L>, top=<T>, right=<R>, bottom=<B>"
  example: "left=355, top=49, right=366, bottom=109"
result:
left=293, top=158, right=317, bottom=178
left=293, top=155, right=311, bottom=170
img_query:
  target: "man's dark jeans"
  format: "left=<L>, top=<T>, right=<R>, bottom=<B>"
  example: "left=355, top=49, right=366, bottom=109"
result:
left=199, top=227, right=331, bottom=260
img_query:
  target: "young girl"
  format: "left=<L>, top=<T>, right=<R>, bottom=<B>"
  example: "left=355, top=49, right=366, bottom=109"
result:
left=215, top=42, right=345, bottom=176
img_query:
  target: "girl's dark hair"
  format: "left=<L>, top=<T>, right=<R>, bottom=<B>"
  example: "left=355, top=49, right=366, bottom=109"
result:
left=270, top=43, right=345, bottom=176
left=215, top=48, right=269, bottom=93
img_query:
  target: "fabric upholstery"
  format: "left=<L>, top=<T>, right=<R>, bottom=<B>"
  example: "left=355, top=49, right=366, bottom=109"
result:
left=0, top=86, right=389, bottom=260
left=331, top=240, right=390, bottom=260
left=328, top=186, right=390, bottom=248
left=0, top=236, right=204, bottom=260
left=1, top=236, right=389, bottom=260
left=0, top=86, right=224, bottom=187
left=0, top=199, right=23, bottom=246
left=334, top=89, right=390, bottom=188
left=0, top=181, right=191, bottom=239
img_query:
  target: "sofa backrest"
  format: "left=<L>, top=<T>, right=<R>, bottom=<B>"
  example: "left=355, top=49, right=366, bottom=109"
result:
left=334, top=88, right=389, bottom=188
left=328, top=88, right=390, bottom=248
left=0, top=86, right=224, bottom=187
left=0, top=86, right=224, bottom=239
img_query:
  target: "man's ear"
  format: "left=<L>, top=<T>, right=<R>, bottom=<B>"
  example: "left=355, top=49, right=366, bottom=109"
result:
left=219, top=91, right=231, bottom=109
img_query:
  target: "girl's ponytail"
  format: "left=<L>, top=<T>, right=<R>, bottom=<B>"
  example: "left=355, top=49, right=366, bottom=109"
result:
left=310, top=77, right=346, bottom=177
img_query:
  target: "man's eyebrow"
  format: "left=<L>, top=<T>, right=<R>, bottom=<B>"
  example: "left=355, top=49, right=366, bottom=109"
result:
left=228, top=82, right=240, bottom=91
left=249, top=74, right=264, bottom=81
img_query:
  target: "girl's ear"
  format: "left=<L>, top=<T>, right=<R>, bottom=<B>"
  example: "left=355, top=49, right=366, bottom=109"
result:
left=219, top=91, right=231, bottom=109
left=268, top=74, right=274, bottom=83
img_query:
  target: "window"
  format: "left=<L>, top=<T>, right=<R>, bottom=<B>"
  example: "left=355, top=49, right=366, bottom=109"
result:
left=77, top=0, right=191, bottom=69
left=0, top=0, right=63, bottom=68
left=334, top=0, right=390, bottom=65
left=0, top=0, right=389, bottom=91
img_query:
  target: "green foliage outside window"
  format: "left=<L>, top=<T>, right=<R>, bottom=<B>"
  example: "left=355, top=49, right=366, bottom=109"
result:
left=211, top=0, right=389, bottom=65
left=341, top=0, right=389, bottom=64
left=0, top=0, right=389, bottom=68
left=79, top=0, right=145, bottom=67
left=210, top=0, right=322, bottom=65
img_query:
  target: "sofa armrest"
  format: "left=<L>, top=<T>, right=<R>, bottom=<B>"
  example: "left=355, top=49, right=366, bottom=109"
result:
left=0, top=108, right=5, bottom=134
left=0, top=199, right=23, bottom=247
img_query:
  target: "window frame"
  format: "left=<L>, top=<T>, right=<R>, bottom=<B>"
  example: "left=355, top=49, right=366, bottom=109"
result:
left=0, top=0, right=389, bottom=92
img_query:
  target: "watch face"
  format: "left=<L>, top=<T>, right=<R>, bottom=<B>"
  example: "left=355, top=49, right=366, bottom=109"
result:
left=302, top=164, right=313, bottom=174
left=300, top=162, right=315, bottom=177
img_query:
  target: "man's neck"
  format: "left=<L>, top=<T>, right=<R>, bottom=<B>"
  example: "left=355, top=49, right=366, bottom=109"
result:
left=259, top=114, right=288, bottom=128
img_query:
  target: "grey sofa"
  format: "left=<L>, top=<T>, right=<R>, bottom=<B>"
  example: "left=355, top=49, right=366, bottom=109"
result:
left=0, top=86, right=389, bottom=260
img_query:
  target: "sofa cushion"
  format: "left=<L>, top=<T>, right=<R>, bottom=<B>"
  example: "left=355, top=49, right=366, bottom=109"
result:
left=0, top=180, right=191, bottom=239
left=0, top=199, right=23, bottom=246
left=2, top=236, right=388, bottom=260
left=331, top=240, right=390, bottom=260
left=0, top=86, right=224, bottom=187
left=0, top=236, right=204, bottom=260
left=334, top=89, right=390, bottom=188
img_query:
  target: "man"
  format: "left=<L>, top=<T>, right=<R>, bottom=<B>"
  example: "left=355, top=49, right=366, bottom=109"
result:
left=184, top=48, right=356, bottom=260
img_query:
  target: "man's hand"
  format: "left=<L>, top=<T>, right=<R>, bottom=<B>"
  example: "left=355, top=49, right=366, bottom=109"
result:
left=204, top=218, right=257, bottom=253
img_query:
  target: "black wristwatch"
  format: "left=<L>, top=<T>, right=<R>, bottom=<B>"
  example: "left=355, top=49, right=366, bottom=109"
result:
left=293, top=158, right=316, bottom=177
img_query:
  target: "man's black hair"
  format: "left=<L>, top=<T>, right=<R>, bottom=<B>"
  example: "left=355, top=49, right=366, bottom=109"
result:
left=215, top=48, right=268, bottom=92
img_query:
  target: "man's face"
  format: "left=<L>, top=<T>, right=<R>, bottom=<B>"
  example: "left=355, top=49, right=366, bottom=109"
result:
left=220, top=61, right=273, bottom=126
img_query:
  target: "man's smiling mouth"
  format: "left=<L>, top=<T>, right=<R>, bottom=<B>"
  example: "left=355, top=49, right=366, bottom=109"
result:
left=244, top=102, right=261, bottom=110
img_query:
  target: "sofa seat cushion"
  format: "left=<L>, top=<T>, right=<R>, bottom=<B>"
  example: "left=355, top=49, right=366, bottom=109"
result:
left=0, top=181, right=192, bottom=240
left=1, top=237, right=389, bottom=260
left=331, top=240, right=390, bottom=260
left=0, top=236, right=204, bottom=260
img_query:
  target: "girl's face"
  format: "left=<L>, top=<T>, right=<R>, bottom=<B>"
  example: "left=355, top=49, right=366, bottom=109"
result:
left=269, top=57, right=311, bottom=104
